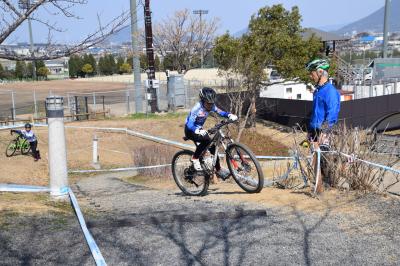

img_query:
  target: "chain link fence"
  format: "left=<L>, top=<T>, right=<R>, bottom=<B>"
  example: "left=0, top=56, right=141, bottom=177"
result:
left=0, top=79, right=227, bottom=123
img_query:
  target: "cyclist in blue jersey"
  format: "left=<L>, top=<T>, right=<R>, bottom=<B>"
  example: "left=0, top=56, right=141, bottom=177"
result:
left=185, top=87, right=238, bottom=179
left=10, top=123, right=41, bottom=161
left=305, top=58, right=340, bottom=142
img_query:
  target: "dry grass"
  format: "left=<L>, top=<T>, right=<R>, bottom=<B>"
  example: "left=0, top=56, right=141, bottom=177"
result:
left=132, top=144, right=178, bottom=179
left=289, top=126, right=400, bottom=193
left=0, top=192, right=73, bottom=227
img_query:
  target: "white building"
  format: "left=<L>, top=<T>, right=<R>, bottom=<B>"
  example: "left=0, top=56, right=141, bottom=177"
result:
left=260, top=81, right=314, bottom=101
left=45, top=63, right=64, bottom=75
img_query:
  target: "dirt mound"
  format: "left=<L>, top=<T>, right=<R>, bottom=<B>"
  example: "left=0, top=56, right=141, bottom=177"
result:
left=238, top=129, right=288, bottom=156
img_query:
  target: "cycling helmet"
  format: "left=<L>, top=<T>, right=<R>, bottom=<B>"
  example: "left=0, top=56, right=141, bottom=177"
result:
left=25, top=123, right=32, bottom=129
left=199, top=87, right=217, bottom=104
left=305, top=58, right=330, bottom=72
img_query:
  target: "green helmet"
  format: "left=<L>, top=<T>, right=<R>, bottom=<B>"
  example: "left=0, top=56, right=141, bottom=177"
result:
left=305, top=58, right=330, bottom=72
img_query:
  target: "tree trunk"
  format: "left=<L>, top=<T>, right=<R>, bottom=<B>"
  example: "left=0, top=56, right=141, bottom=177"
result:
left=236, top=94, right=255, bottom=142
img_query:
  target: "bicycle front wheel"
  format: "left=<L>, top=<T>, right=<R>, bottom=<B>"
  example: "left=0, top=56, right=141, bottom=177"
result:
left=171, top=150, right=209, bottom=196
left=5, top=140, right=17, bottom=157
left=21, top=139, right=31, bottom=155
left=226, top=143, right=264, bottom=193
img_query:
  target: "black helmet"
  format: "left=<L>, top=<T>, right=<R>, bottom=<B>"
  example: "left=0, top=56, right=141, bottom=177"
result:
left=199, top=87, right=216, bottom=104
left=25, top=123, right=32, bottom=129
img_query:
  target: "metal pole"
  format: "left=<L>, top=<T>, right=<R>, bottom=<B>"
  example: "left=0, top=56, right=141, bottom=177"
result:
left=84, top=96, right=89, bottom=120
left=126, top=89, right=130, bottom=114
left=93, top=92, right=96, bottom=112
left=11, top=91, right=16, bottom=120
left=46, top=96, right=68, bottom=200
left=193, top=10, right=209, bottom=69
left=130, top=0, right=143, bottom=113
left=75, top=96, right=79, bottom=121
left=33, top=89, right=38, bottom=118
left=144, top=0, right=158, bottom=113
left=200, top=13, right=203, bottom=68
left=383, top=0, right=391, bottom=58
left=27, top=17, right=36, bottom=80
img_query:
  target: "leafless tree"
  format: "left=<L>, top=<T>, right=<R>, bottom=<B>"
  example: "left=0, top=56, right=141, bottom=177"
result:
left=153, top=9, right=219, bottom=73
left=0, top=0, right=130, bottom=60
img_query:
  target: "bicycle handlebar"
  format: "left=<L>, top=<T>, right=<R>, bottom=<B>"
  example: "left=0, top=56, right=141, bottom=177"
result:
left=208, top=119, right=238, bottom=134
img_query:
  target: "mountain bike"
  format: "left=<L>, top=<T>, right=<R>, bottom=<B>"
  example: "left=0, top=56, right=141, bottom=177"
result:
left=264, top=128, right=331, bottom=194
left=171, top=120, right=264, bottom=196
left=5, top=132, right=31, bottom=157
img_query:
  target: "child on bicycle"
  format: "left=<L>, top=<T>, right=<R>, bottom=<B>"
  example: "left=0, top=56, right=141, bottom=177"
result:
left=185, top=87, right=238, bottom=180
left=10, top=123, right=41, bottom=161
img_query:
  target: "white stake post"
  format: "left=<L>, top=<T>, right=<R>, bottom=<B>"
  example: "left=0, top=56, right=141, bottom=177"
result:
left=92, top=134, right=100, bottom=169
left=46, top=96, right=69, bottom=200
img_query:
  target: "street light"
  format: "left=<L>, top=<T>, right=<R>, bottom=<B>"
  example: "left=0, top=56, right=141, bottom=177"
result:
left=193, top=9, right=209, bottom=68
left=18, top=0, right=37, bottom=80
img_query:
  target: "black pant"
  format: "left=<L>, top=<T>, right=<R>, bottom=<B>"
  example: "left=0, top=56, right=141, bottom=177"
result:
left=30, top=140, right=39, bottom=159
left=185, top=127, right=220, bottom=170
left=308, top=128, right=321, bottom=142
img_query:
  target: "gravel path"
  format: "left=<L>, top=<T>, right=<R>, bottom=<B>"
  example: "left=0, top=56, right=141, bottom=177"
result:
left=1, top=172, right=400, bottom=265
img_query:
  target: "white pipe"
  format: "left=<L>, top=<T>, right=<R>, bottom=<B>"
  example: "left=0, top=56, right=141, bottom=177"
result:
left=93, top=134, right=99, bottom=164
left=46, top=96, right=68, bottom=200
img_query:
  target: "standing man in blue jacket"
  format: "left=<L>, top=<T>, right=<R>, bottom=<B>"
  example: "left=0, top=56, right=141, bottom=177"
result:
left=305, top=58, right=340, bottom=192
left=305, top=58, right=340, bottom=143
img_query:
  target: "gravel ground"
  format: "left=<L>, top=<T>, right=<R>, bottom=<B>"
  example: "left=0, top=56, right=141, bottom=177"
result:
left=1, top=172, right=400, bottom=265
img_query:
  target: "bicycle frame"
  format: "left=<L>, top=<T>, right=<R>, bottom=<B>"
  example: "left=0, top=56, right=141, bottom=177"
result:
left=199, top=129, right=230, bottom=173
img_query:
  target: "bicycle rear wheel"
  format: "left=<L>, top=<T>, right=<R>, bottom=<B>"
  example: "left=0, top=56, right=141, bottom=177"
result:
left=226, top=143, right=264, bottom=193
left=5, top=140, right=17, bottom=157
left=171, top=150, right=209, bottom=196
left=21, top=139, right=31, bottom=155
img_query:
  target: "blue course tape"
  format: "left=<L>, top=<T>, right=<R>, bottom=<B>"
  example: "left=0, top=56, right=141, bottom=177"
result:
left=68, top=188, right=107, bottom=266
left=126, top=129, right=195, bottom=150
left=0, top=184, right=50, bottom=192
left=338, top=151, right=400, bottom=175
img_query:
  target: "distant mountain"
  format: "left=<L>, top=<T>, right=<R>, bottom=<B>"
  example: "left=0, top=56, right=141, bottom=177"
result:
left=106, top=25, right=132, bottom=44
left=318, top=23, right=347, bottom=32
left=335, top=0, right=400, bottom=35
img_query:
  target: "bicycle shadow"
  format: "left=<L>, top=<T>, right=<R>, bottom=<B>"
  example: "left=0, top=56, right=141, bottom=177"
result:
left=207, top=187, right=248, bottom=195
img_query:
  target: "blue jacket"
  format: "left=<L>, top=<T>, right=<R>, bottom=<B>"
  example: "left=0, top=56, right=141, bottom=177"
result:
left=185, top=102, right=230, bottom=132
left=309, top=82, right=341, bottom=130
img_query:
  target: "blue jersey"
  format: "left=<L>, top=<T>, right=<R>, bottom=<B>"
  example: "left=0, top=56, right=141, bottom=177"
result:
left=185, top=102, right=230, bottom=132
left=309, top=82, right=341, bottom=130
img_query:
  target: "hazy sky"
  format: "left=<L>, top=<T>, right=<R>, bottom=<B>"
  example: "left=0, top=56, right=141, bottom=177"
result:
left=7, top=0, right=386, bottom=44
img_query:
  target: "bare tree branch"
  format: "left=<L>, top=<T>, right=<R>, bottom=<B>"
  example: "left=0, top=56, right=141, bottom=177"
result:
left=0, top=0, right=47, bottom=44
left=153, top=8, right=219, bottom=72
left=2, top=0, right=22, bottom=17
left=0, top=0, right=130, bottom=60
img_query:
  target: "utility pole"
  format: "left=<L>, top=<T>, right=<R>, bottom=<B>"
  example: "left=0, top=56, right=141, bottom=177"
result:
left=28, top=17, right=36, bottom=80
left=130, top=0, right=143, bottom=113
left=144, top=0, right=158, bottom=112
left=19, top=0, right=36, bottom=80
left=193, top=10, right=208, bottom=68
left=382, top=0, right=391, bottom=58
